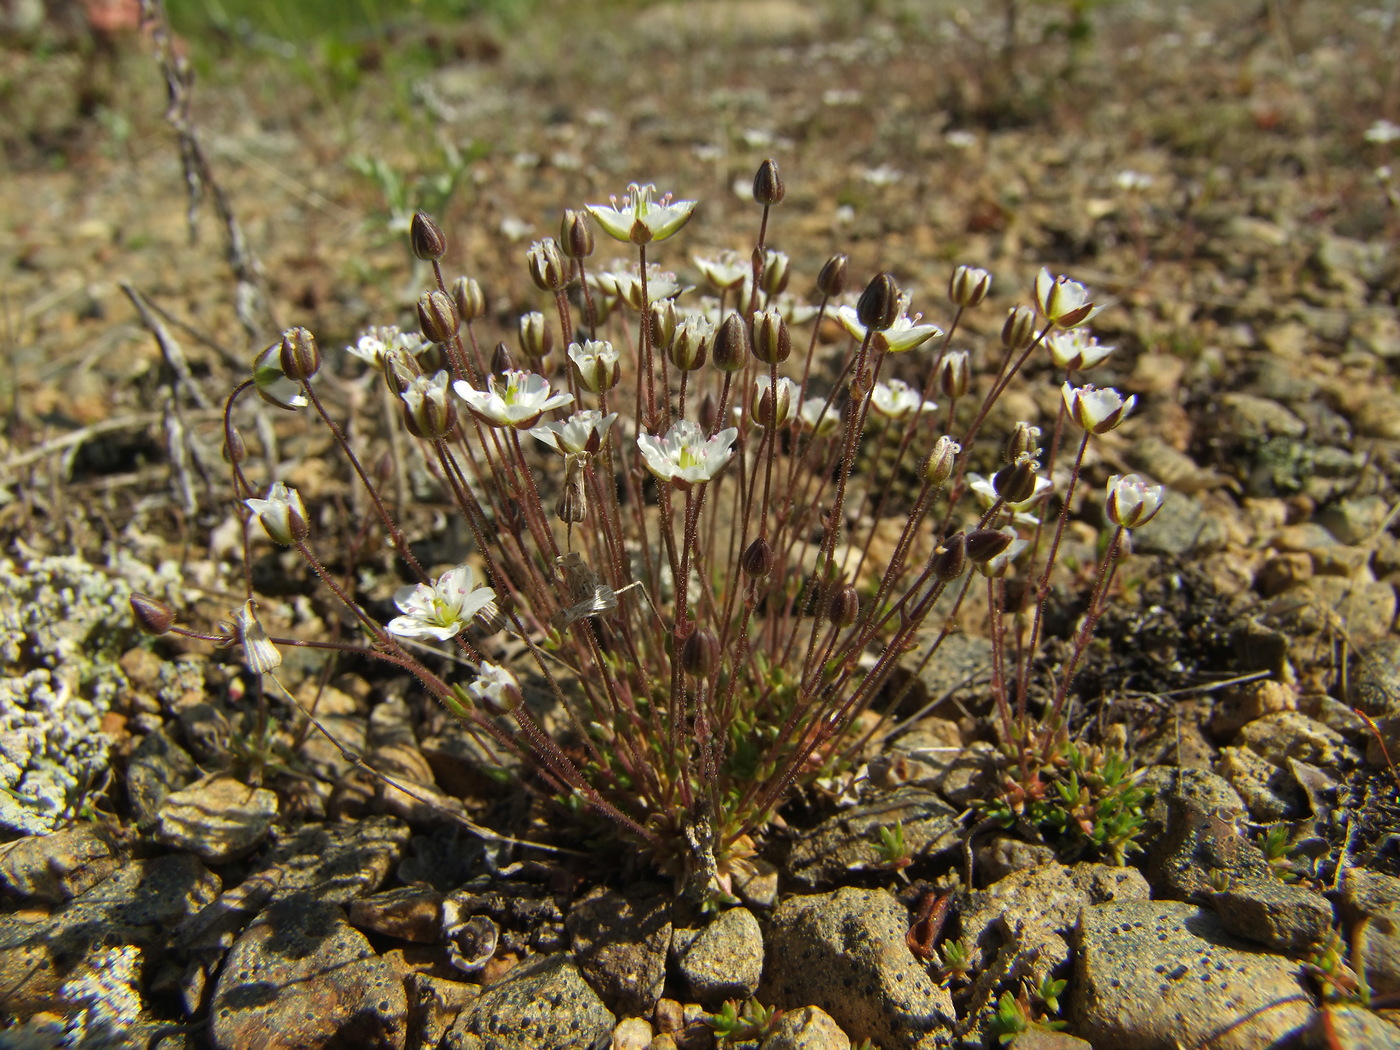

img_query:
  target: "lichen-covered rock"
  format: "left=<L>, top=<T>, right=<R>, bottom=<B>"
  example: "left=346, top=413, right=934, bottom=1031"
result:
left=445, top=953, right=614, bottom=1050
left=672, top=906, right=764, bottom=1004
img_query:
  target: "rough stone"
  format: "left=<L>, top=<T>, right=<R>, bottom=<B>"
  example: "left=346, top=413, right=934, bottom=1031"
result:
left=1274, top=576, right=1397, bottom=644
left=673, top=906, right=764, bottom=1004
left=156, top=772, right=280, bottom=863
left=349, top=885, right=447, bottom=944
left=1206, top=679, right=1297, bottom=740
left=126, top=726, right=199, bottom=825
left=1237, top=710, right=1353, bottom=769
left=0, top=824, right=118, bottom=902
left=759, top=1005, right=851, bottom=1050
left=1074, top=898, right=1314, bottom=1049
left=1207, top=877, right=1334, bottom=954
left=1339, top=868, right=1400, bottom=996
left=1215, top=746, right=1303, bottom=821
left=252, top=814, right=411, bottom=905
left=1308, top=1005, right=1400, bottom=1048
left=210, top=896, right=409, bottom=1050
left=1348, top=638, right=1400, bottom=718
left=565, top=882, right=670, bottom=1016
left=445, top=953, right=615, bottom=1050
left=761, top=886, right=955, bottom=1050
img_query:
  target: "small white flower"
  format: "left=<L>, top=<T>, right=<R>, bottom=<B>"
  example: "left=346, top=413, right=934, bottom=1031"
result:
left=244, top=482, right=309, bottom=545
left=637, top=419, right=738, bottom=488
left=467, top=662, right=522, bottom=714
left=1106, top=474, right=1164, bottom=529
left=868, top=379, right=937, bottom=420
left=568, top=340, right=620, bottom=393
left=1114, top=170, right=1154, bottom=192
left=587, top=182, right=697, bottom=245
left=1365, top=119, right=1400, bottom=145
left=1034, top=268, right=1100, bottom=329
left=751, top=375, right=802, bottom=429
left=977, top=527, right=1030, bottom=578
left=588, top=263, right=682, bottom=310
left=967, top=471, right=1053, bottom=523
left=799, top=396, right=840, bottom=437
left=1062, top=382, right=1136, bottom=435
left=1045, top=328, right=1115, bottom=371
left=387, top=565, right=497, bottom=642
left=836, top=294, right=943, bottom=353
left=400, top=370, right=455, bottom=438
left=530, top=410, right=618, bottom=455
left=346, top=326, right=429, bottom=367
left=453, top=370, right=573, bottom=429
left=693, top=250, right=749, bottom=292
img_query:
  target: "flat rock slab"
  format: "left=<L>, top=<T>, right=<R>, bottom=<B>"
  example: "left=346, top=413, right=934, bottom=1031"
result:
left=210, top=896, right=408, bottom=1050
left=445, top=953, right=615, bottom=1050
left=0, top=824, right=118, bottom=902
left=1074, top=898, right=1314, bottom=1050
left=761, top=886, right=954, bottom=1050
left=156, top=773, right=280, bottom=863
left=566, top=882, right=671, bottom=1015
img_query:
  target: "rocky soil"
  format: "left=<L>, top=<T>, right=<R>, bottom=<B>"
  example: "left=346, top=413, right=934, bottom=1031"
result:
left=2, top=0, right=1400, bottom=1047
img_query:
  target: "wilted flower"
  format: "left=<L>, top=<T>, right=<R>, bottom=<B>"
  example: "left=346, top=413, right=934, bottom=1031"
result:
left=1062, top=382, right=1136, bottom=434
left=799, top=396, right=840, bottom=437
left=530, top=409, right=618, bottom=455
left=587, top=182, right=697, bottom=245
left=568, top=340, right=620, bottom=393
left=235, top=600, right=282, bottom=674
left=252, top=343, right=308, bottom=410
left=454, top=370, right=573, bottom=428
left=868, top=379, right=937, bottom=420
left=637, top=419, right=738, bottom=488
left=1105, top=474, right=1164, bottom=529
left=1034, top=269, right=1100, bottom=329
left=1045, top=328, right=1115, bottom=371
left=467, top=662, right=523, bottom=715
left=386, top=565, right=498, bottom=642
left=924, top=435, right=961, bottom=486
left=836, top=293, right=943, bottom=353
left=1365, top=119, right=1400, bottom=145
left=589, top=263, right=682, bottom=310
left=244, top=482, right=309, bottom=545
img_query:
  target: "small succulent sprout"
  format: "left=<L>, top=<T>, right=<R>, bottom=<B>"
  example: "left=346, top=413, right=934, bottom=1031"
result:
left=400, top=370, right=456, bottom=441
left=753, top=375, right=800, bottom=429
left=527, top=238, right=568, bottom=292
left=816, top=253, right=848, bottom=298
left=467, top=661, right=523, bottom=715
left=244, top=481, right=310, bottom=545
left=712, top=311, right=750, bottom=373
left=855, top=272, right=901, bottom=332
left=993, top=458, right=1040, bottom=505
left=752, top=158, right=785, bottom=206
left=518, top=310, right=553, bottom=362
left=869, top=379, right=937, bottom=420
left=1105, top=473, right=1164, bottom=529
left=418, top=289, right=460, bottom=344
left=569, top=339, right=621, bottom=393
left=752, top=308, right=791, bottom=365
left=452, top=275, right=487, bottom=322
left=1063, top=382, right=1136, bottom=434
left=1046, top=328, right=1115, bottom=371
left=559, top=208, right=595, bottom=259
left=387, top=565, right=497, bottom=642
left=454, top=370, right=573, bottom=429
left=938, top=350, right=971, bottom=399
left=235, top=599, right=282, bottom=674
left=530, top=409, right=617, bottom=455
left=693, top=250, right=749, bottom=293
left=742, top=537, right=775, bottom=578
left=932, top=532, right=968, bottom=582
left=1001, top=305, right=1039, bottom=351
left=924, top=435, right=961, bottom=486
left=949, top=264, right=992, bottom=308
left=669, top=317, right=714, bottom=372
left=759, top=249, right=790, bottom=297
left=1034, top=268, right=1100, bottom=329
left=637, top=418, right=739, bottom=488
left=252, top=342, right=308, bottom=410
left=410, top=210, right=447, bottom=261
left=278, top=326, right=321, bottom=382
left=681, top=626, right=720, bottom=678
left=130, top=594, right=175, bottom=635
left=586, top=182, right=697, bottom=245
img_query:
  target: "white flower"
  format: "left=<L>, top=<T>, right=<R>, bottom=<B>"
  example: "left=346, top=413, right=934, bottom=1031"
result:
left=751, top=375, right=802, bottom=428
left=835, top=294, right=942, bottom=353
left=1062, top=382, right=1135, bottom=435
left=868, top=379, right=937, bottom=420
left=453, top=370, right=573, bottom=429
left=251, top=343, right=307, bottom=410
left=568, top=340, right=620, bottom=393
left=977, top=527, right=1030, bottom=578
left=1114, top=170, right=1153, bottom=192
left=693, top=250, right=749, bottom=292
left=467, top=662, right=522, bottom=714
left=346, top=326, right=429, bottom=367
left=637, top=419, right=738, bottom=488
left=587, top=182, right=697, bottom=245
left=1106, top=474, right=1164, bottom=529
left=967, top=471, right=1053, bottom=525
left=387, top=565, right=497, bottom=642
left=588, top=263, right=682, bottom=310
left=1045, top=328, right=1115, bottom=371
left=1365, top=119, right=1400, bottom=145
left=530, top=410, right=618, bottom=455
left=1034, top=268, right=1100, bottom=329
left=400, top=370, right=455, bottom=439
left=799, top=396, right=840, bottom=437
left=244, top=482, right=309, bottom=545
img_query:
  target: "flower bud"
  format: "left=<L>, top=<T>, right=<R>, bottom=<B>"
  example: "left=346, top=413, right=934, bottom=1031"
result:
left=669, top=317, right=713, bottom=372
left=949, top=264, right=991, bottom=308
left=560, top=208, right=595, bottom=259
left=556, top=452, right=588, bottom=525
left=224, top=425, right=246, bottom=464
left=418, top=290, right=460, bottom=344
left=712, top=312, right=750, bottom=373
left=993, top=459, right=1039, bottom=505
left=245, top=481, right=310, bottom=546
left=966, top=527, right=1014, bottom=564
left=1062, top=382, right=1135, bottom=435
left=755, top=376, right=797, bottom=429
left=650, top=298, right=680, bottom=353
left=760, top=250, right=790, bottom=297
left=1001, top=305, right=1038, bottom=352
left=752, top=158, right=785, bottom=206
left=681, top=626, right=720, bottom=678
left=698, top=393, right=719, bottom=434
left=752, top=308, right=791, bottom=365
left=468, top=663, right=523, bottom=715
left=1105, top=473, right=1164, bottom=529
left=741, top=537, right=774, bottom=578
left=817, top=253, right=848, bottom=298
left=569, top=339, right=620, bottom=393
left=401, top=371, right=456, bottom=441
left=932, top=533, right=967, bottom=582
left=410, top=211, right=447, bottom=262
left=829, top=584, right=860, bottom=627
left=130, top=594, right=175, bottom=635
left=518, top=311, right=552, bottom=362
left=1004, top=422, right=1042, bottom=464
left=937, top=350, right=970, bottom=399
left=527, top=238, right=568, bottom=292
left=453, top=276, right=487, bottom=323
left=856, top=272, right=901, bottom=332
left=278, top=326, right=321, bottom=382
left=382, top=345, right=423, bottom=396
left=491, top=341, right=515, bottom=376
left=923, top=435, right=960, bottom=486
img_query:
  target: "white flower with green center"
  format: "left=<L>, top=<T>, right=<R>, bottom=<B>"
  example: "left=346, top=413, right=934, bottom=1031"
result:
left=1062, top=382, right=1135, bottom=435
left=868, top=379, right=937, bottom=420
left=1045, top=328, right=1115, bottom=371
left=467, top=662, right=522, bottom=714
left=530, top=410, right=618, bottom=455
left=387, top=565, right=497, bottom=642
left=835, top=294, right=942, bottom=353
left=637, top=419, right=738, bottom=488
left=453, top=370, right=573, bottom=429
left=587, top=182, right=697, bottom=245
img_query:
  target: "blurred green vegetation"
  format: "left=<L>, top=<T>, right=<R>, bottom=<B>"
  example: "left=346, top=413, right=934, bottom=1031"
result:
left=163, top=0, right=535, bottom=47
